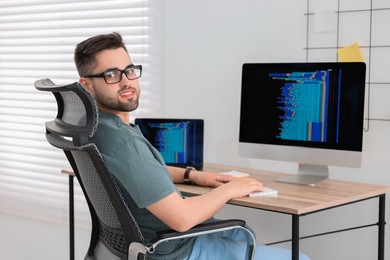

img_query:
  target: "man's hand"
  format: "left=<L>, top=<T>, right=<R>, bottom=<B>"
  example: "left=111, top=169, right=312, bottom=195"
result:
left=190, top=171, right=234, bottom=187
left=189, top=170, right=265, bottom=198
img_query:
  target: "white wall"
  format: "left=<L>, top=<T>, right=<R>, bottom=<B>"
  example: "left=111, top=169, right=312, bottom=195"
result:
left=163, top=1, right=390, bottom=259
left=163, top=0, right=306, bottom=171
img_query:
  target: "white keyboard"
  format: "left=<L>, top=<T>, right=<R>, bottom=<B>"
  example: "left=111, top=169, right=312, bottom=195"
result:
left=249, top=187, right=278, bottom=197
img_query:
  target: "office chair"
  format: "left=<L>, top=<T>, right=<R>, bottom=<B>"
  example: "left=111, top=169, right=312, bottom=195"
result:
left=35, top=78, right=256, bottom=260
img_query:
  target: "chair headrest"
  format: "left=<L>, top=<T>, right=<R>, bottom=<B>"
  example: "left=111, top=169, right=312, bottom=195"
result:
left=34, top=78, right=98, bottom=146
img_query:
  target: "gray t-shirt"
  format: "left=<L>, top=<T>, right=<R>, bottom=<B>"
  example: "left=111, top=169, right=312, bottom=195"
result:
left=92, top=111, right=195, bottom=259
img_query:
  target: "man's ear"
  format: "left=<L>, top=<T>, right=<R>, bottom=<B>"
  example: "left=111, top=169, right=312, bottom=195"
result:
left=79, top=78, right=93, bottom=94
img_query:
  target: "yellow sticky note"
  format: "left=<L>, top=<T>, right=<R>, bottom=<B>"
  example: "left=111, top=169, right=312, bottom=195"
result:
left=337, top=42, right=364, bottom=62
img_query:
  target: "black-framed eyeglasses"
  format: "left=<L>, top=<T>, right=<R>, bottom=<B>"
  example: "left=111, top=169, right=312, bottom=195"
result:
left=84, top=64, right=142, bottom=84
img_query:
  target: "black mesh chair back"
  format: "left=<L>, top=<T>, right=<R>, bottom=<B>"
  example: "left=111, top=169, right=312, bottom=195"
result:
left=35, top=78, right=256, bottom=260
left=35, top=78, right=144, bottom=259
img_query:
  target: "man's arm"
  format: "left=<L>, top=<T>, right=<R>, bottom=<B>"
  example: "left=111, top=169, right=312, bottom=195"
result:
left=147, top=174, right=263, bottom=232
left=167, top=166, right=233, bottom=187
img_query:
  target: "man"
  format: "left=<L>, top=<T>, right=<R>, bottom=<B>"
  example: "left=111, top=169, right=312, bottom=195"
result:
left=74, top=32, right=310, bottom=260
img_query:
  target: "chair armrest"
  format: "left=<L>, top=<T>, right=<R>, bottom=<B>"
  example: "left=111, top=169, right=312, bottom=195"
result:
left=156, top=219, right=246, bottom=239
left=143, top=219, right=256, bottom=260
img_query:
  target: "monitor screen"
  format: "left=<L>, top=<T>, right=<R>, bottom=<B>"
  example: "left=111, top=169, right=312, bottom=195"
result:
left=239, top=62, right=366, bottom=184
left=135, top=118, right=204, bottom=170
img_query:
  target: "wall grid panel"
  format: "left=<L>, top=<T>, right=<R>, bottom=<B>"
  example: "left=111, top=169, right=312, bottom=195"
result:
left=304, top=0, right=390, bottom=131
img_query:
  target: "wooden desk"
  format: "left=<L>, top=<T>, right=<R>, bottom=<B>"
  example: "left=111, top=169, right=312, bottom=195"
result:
left=62, top=163, right=390, bottom=260
left=61, top=168, right=75, bottom=260
left=178, top=163, right=390, bottom=260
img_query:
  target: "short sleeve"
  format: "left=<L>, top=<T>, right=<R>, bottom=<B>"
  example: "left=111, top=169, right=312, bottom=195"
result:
left=102, top=135, right=177, bottom=209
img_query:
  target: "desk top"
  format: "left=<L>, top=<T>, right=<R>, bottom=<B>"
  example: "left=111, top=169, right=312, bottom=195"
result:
left=177, top=163, right=390, bottom=215
left=62, top=163, right=390, bottom=215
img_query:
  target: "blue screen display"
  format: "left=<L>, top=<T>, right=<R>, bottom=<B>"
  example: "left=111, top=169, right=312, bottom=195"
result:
left=240, top=62, right=366, bottom=152
left=135, top=118, right=204, bottom=170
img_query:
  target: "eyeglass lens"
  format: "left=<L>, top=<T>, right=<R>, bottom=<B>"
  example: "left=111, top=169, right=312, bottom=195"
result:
left=104, top=66, right=141, bottom=84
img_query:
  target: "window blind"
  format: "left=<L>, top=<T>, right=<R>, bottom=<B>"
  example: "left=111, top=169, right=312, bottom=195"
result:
left=0, top=0, right=163, bottom=229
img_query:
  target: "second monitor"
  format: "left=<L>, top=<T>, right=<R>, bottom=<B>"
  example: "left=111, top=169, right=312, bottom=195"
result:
left=135, top=118, right=204, bottom=170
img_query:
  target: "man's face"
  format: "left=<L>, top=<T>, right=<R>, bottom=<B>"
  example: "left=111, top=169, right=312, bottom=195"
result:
left=81, top=47, right=141, bottom=116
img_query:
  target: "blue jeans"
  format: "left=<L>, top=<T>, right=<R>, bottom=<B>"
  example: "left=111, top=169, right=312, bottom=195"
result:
left=187, top=227, right=310, bottom=260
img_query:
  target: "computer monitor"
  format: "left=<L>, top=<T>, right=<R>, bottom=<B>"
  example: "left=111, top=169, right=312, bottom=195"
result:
left=135, top=118, right=204, bottom=170
left=239, top=62, right=366, bottom=185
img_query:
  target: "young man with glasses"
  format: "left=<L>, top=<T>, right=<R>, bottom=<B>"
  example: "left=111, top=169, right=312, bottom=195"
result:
left=74, top=32, right=310, bottom=260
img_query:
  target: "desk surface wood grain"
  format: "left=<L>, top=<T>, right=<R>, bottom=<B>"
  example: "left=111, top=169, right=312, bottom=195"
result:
left=62, top=163, right=390, bottom=215
left=177, top=163, right=390, bottom=215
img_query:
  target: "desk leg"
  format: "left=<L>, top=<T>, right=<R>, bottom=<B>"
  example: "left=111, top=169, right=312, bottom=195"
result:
left=378, top=194, right=386, bottom=260
left=69, top=175, right=75, bottom=260
left=292, top=215, right=300, bottom=260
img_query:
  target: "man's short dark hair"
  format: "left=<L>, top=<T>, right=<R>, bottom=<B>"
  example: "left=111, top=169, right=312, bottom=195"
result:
left=74, top=32, right=127, bottom=77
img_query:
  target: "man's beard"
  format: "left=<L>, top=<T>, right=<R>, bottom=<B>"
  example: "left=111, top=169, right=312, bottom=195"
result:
left=95, top=89, right=139, bottom=112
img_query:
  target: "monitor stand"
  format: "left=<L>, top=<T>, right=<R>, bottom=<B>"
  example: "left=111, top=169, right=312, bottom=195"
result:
left=276, top=163, right=329, bottom=186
